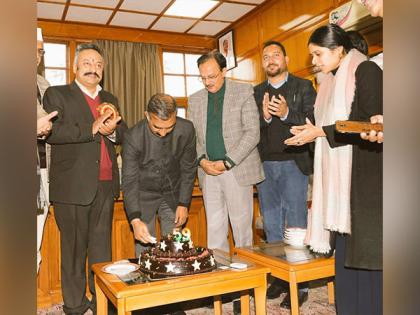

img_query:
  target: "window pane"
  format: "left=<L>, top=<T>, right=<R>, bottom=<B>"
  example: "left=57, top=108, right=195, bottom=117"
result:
left=185, top=54, right=200, bottom=75
left=186, top=76, right=203, bottom=96
left=164, top=75, right=185, bottom=97
left=45, top=69, right=67, bottom=86
left=177, top=107, right=186, bottom=119
left=163, top=52, right=184, bottom=74
left=44, top=43, right=67, bottom=67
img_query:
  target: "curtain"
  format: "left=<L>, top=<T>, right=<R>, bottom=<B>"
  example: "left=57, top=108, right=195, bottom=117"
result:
left=94, top=40, right=162, bottom=128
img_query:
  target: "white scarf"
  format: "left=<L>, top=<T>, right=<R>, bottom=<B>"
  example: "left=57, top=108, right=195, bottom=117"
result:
left=305, top=49, right=367, bottom=253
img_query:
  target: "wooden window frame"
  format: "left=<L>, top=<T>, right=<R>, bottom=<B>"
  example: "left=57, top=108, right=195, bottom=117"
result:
left=161, top=49, right=204, bottom=110
left=43, top=39, right=70, bottom=84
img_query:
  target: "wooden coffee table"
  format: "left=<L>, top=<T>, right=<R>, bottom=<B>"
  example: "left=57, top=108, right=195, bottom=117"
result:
left=92, top=249, right=270, bottom=315
left=234, top=242, right=335, bottom=315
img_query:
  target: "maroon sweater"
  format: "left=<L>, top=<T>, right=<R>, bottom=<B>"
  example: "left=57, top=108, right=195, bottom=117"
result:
left=83, top=93, right=113, bottom=181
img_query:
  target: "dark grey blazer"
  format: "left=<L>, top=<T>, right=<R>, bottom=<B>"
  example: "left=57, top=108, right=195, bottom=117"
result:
left=44, top=81, right=127, bottom=205
left=122, top=118, right=197, bottom=223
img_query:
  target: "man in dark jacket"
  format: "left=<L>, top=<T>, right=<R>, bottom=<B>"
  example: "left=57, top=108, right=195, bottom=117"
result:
left=122, top=93, right=197, bottom=256
left=254, top=41, right=316, bottom=308
left=44, top=43, right=127, bottom=315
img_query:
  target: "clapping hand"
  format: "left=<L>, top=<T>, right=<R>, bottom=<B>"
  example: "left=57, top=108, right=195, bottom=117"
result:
left=264, top=93, right=288, bottom=119
left=92, top=111, right=122, bottom=136
left=99, top=114, right=122, bottom=136
left=284, top=118, right=325, bottom=146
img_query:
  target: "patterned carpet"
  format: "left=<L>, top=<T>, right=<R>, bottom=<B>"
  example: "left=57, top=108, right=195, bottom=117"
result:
left=37, top=280, right=336, bottom=315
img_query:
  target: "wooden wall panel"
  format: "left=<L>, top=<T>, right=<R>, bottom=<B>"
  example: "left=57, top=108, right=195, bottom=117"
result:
left=228, top=0, right=382, bottom=84
left=258, top=0, right=333, bottom=44
left=234, top=17, right=260, bottom=57
left=112, top=201, right=135, bottom=261
left=280, top=18, right=328, bottom=74
left=37, top=209, right=63, bottom=308
left=188, top=198, right=207, bottom=247
left=360, top=21, right=384, bottom=55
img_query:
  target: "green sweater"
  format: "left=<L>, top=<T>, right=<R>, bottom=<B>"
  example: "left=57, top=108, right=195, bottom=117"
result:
left=206, top=82, right=226, bottom=161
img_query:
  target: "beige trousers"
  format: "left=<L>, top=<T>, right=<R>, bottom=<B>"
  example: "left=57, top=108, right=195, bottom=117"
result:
left=202, top=170, right=253, bottom=253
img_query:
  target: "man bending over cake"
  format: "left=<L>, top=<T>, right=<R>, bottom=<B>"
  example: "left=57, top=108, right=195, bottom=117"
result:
left=122, top=93, right=197, bottom=256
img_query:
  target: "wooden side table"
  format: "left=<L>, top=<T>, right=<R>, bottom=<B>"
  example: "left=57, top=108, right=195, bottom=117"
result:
left=234, top=242, right=335, bottom=315
left=92, top=250, right=270, bottom=315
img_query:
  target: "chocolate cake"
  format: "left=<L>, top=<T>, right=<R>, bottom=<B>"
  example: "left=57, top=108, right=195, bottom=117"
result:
left=138, top=228, right=217, bottom=279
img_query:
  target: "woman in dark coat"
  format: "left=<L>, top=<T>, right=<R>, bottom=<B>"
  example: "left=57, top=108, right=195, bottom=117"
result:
left=285, top=24, right=382, bottom=315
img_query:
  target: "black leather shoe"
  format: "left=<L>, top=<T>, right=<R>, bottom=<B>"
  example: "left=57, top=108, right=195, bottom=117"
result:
left=233, top=300, right=241, bottom=315
left=280, top=291, right=308, bottom=309
left=266, top=282, right=287, bottom=299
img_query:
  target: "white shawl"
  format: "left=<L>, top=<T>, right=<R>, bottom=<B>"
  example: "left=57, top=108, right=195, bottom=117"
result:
left=305, top=49, right=367, bottom=253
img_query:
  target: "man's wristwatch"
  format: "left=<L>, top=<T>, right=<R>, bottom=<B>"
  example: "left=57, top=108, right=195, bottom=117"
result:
left=223, top=159, right=232, bottom=171
left=197, top=154, right=206, bottom=166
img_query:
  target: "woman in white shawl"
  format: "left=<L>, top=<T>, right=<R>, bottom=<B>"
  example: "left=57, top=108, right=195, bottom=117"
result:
left=285, top=24, right=383, bottom=315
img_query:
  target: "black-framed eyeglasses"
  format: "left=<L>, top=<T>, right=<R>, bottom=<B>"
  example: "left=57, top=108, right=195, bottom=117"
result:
left=198, top=72, right=221, bottom=83
left=37, top=49, right=45, bottom=56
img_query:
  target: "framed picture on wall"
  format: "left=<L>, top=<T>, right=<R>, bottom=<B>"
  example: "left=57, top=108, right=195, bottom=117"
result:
left=218, top=30, right=237, bottom=71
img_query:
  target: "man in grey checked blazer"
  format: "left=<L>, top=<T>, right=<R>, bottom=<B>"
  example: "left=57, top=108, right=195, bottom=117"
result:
left=188, top=50, right=264, bottom=253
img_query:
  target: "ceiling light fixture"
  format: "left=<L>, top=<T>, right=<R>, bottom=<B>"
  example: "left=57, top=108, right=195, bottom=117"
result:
left=165, top=0, right=219, bottom=19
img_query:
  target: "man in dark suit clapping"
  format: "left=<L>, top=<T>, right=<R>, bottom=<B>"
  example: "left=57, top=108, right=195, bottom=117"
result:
left=44, top=43, right=127, bottom=315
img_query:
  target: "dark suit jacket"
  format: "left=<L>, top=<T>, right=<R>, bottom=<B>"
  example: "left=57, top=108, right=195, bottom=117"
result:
left=43, top=81, right=127, bottom=205
left=254, top=74, right=316, bottom=175
left=122, top=118, right=197, bottom=223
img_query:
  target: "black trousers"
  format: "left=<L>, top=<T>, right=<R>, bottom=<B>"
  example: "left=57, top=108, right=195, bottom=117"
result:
left=335, top=234, right=383, bottom=315
left=54, top=181, right=114, bottom=315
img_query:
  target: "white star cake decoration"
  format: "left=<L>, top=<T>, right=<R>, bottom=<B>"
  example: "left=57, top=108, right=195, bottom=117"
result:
left=165, top=262, right=176, bottom=273
left=174, top=241, right=184, bottom=251
left=160, top=240, right=167, bottom=251
left=144, top=259, right=151, bottom=270
left=192, top=259, right=201, bottom=271
left=209, top=255, right=215, bottom=266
